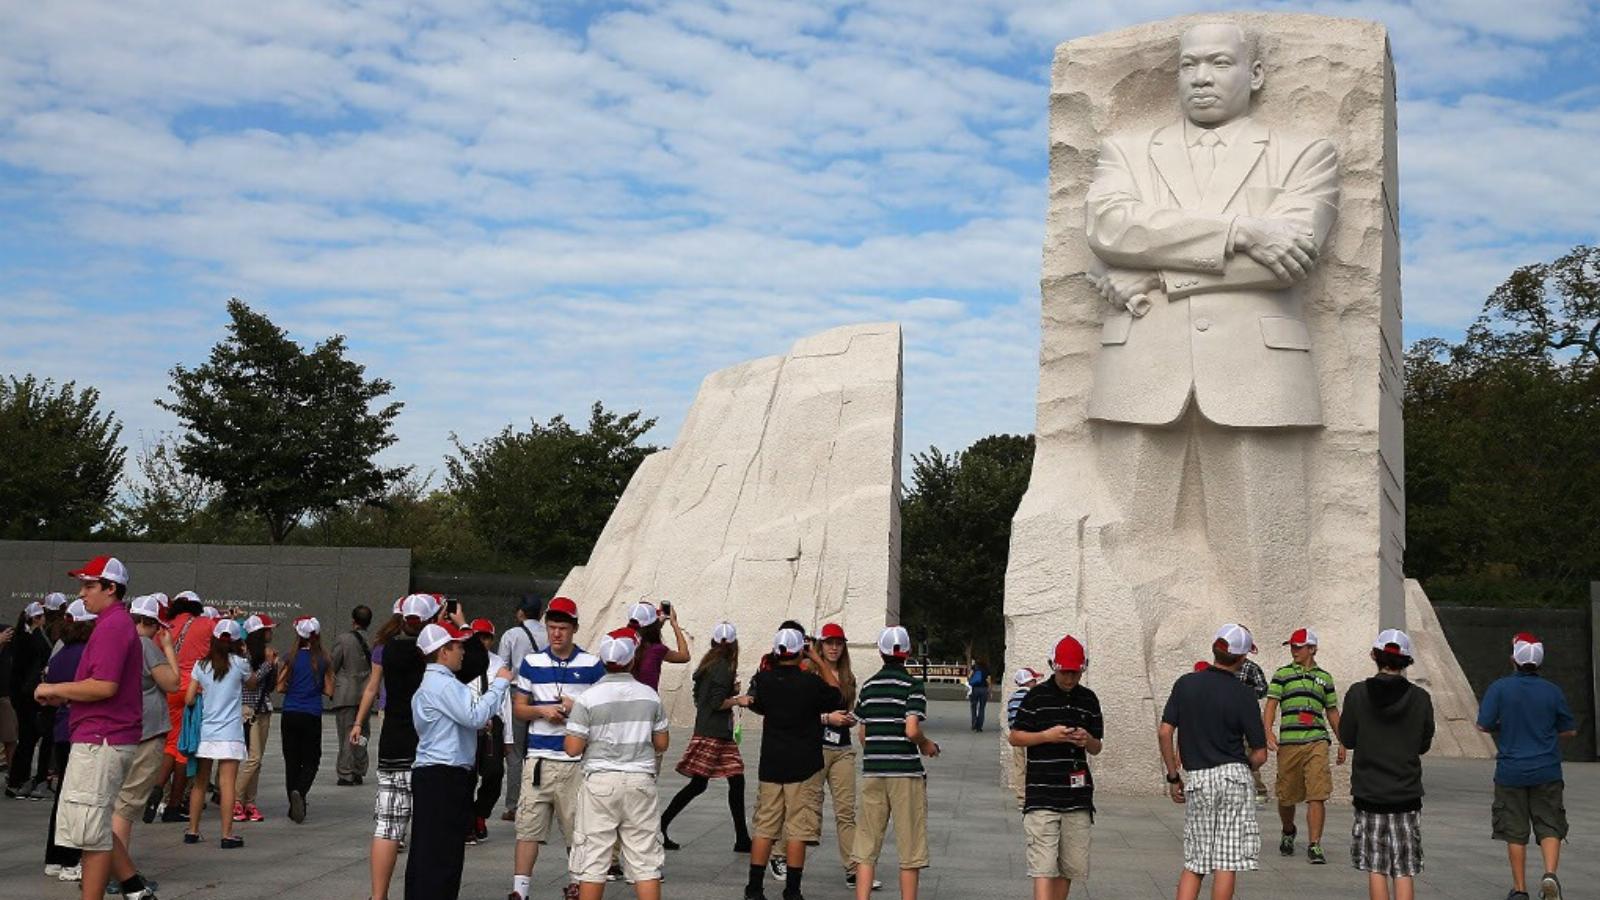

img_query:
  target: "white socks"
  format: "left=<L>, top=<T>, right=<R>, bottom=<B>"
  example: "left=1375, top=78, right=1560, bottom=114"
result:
left=512, top=874, right=531, bottom=898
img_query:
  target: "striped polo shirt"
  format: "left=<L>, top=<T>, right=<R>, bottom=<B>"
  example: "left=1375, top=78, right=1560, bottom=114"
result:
left=1267, top=663, right=1339, bottom=744
left=855, top=665, right=928, bottom=777
left=515, top=644, right=605, bottom=760
left=566, top=672, right=669, bottom=774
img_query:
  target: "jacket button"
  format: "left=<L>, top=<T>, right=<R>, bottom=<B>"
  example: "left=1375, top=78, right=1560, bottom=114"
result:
left=1195, top=318, right=1211, bottom=332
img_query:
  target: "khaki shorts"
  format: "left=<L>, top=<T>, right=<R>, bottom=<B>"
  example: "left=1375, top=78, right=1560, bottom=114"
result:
left=1275, top=741, right=1332, bottom=805
left=114, top=735, right=167, bottom=821
left=852, top=776, right=929, bottom=869
left=1024, top=809, right=1092, bottom=880
left=570, top=771, right=664, bottom=883
left=57, top=741, right=136, bottom=851
left=516, top=756, right=582, bottom=844
left=753, top=772, right=824, bottom=844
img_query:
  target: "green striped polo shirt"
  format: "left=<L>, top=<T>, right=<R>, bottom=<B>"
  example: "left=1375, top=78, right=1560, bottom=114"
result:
left=855, top=665, right=928, bottom=777
left=1267, top=663, right=1338, bottom=744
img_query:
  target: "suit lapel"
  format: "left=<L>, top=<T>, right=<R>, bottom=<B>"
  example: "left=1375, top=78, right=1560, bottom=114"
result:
left=1148, top=123, right=1200, bottom=211
left=1200, top=119, right=1269, bottom=214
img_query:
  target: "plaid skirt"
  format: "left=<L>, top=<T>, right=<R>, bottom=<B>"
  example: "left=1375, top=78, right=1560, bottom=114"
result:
left=1351, top=809, right=1422, bottom=877
left=1182, top=763, right=1260, bottom=874
left=676, top=736, right=744, bottom=779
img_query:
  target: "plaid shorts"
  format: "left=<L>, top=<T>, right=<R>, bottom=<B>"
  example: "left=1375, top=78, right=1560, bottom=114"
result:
left=373, top=768, right=413, bottom=842
left=1182, top=764, right=1260, bottom=874
left=1351, top=810, right=1422, bottom=877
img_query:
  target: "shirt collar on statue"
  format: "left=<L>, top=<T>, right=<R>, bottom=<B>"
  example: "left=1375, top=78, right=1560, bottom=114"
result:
left=1185, top=116, right=1249, bottom=149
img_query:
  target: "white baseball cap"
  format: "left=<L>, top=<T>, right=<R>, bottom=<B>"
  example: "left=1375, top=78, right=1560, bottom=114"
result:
left=43, top=592, right=69, bottom=611
left=628, top=602, right=659, bottom=627
left=23, top=601, right=44, bottom=618
left=68, top=555, right=128, bottom=585
left=213, top=619, right=243, bottom=641
left=66, top=599, right=98, bottom=622
left=711, top=622, right=738, bottom=645
left=147, top=592, right=169, bottom=610
left=1512, top=634, right=1545, bottom=667
left=242, top=614, right=268, bottom=634
left=294, top=616, right=321, bottom=639
left=877, top=625, right=913, bottom=658
left=174, top=590, right=202, bottom=606
left=1214, top=623, right=1255, bottom=655
left=1013, top=667, right=1042, bottom=686
left=418, top=622, right=468, bottom=655
left=1372, top=628, right=1414, bottom=658
left=600, top=628, right=639, bottom=666
left=130, top=595, right=165, bottom=621
left=401, top=593, right=441, bottom=621
left=202, top=606, right=220, bottom=619
left=772, top=627, right=806, bottom=656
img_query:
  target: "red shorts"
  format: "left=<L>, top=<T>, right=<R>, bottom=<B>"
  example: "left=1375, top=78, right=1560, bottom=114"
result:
left=164, top=691, right=187, bottom=763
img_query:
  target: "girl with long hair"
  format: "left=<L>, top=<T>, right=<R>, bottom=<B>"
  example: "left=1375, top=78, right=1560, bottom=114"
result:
left=233, top=615, right=280, bottom=822
left=184, top=619, right=255, bottom=848
left=40, top=601, right=95, bottom=881
left=276, top=616, right=333, bottom=823
left=814, top=623, right=879, bottom=890
left=6, top=602, right=49, bottom=800
left=626, top=601, right=690, bottom=691
left=659, top=622, right=753, bottom=852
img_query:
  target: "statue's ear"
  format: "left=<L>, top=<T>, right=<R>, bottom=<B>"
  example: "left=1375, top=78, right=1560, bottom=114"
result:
left=1249, top=58, right=1266, bottom=92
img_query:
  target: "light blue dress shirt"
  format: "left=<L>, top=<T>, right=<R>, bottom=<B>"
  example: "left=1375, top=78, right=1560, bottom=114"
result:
left=412, top=663, right=510, bottom=769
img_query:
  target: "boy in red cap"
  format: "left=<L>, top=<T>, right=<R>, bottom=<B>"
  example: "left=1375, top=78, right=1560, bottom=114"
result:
left=1263, top=627, right=1345, bottom=864
left=1008, top=636, right=1103, bottom=900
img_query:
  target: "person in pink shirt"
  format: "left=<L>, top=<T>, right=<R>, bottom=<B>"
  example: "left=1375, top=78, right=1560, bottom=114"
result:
left=626, top=602, right=690, bottom=691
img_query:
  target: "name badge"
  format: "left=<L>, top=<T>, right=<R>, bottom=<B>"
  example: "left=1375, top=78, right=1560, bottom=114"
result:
left=824, top=729, right=843, bottom=745
left=1298, top=711, right=1317, bottom=726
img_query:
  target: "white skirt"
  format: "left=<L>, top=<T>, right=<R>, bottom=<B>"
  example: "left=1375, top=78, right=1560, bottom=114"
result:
left=196, top=740, right=247, bottom=761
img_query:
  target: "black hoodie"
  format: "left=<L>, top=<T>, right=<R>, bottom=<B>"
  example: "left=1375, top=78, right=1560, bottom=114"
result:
left=1338, top=673, right=1435, bottom=812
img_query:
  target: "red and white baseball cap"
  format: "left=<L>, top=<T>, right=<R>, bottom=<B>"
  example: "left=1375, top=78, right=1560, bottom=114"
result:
left=147, top=592, right=169, bottom=610
left=68, top=555, right=128, bottom=585
left=1512, top=633, right=1545, bottom=667
left=294, top=616, right=321, bottom=639
left=711, top=622, right=738, bottom=645
left=66, top=599, right=98, bottom=622
left=418, top=622, right=469, bottom=655
left=628, top=602, right=658, bottom=627
left=876, top=625, right=912, bottom=659
left=213, top=619, right=243, bottom=641
left=401, top=593, right=441, bottom=622
left=469, top=618, right=496, bottom=636
left=545, top=596, right=578, bottom=622
left=23, top=601, right=44, bottom=618
left=773, top=627, right=807, bottom=657
left=242, top=614, right=270, bottom=634
left=820, top=623, right=847, bottom=641
left=202, top=605, right=220, bottom=619
left=1194, top=660, right=1211, bottom=672
left=1215, top=623, right=1255, bottom=655
left=1283, top=627, right=1319, bottom=647
left=1052, top=635, right=1087, bottom=672
left=1372, top=628, right=1414, bottom=658
left=1012, top=667, right=1042, bottom=686
left=43, top=592, right=69, bottom=611
left=129, top=595, right=166, bottom=621
left=600, top=628, right=639, bottom=666
left=1512, top=631, right=1540, bottom=647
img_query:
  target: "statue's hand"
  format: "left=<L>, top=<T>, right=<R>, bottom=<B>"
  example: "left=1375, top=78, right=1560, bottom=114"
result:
left=1090, top=267, right=1160, bottom=317
left=1233, top=217, right=1318, bottom=283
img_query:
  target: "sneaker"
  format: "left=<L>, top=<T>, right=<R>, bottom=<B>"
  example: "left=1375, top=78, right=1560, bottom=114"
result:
left=221, top=835, right=244, bottom=849
left=743, top=889, right=768, bottom=900
left=1307, top=843, right=1326, bottom=865
left=845, top=872, right=883, bottom=891
left=1507, top=892, right=1530, bottom=900
left=337, top=777, right=356, bottom=786
left=1278, top=831, right=1296, bottom=856
left=160, top=805, right=190, bottom=823
left=562, top=883, right=581, bottom=900
left=287, top=789, right=306, bottom=823
left=770, top=857, right=788, bottom=880
left=143, top=787, right=164, bottom=823
left=125, top=889, right=161, bottom=900
left=58, top=864, right=83, bottom=882
left=27, top=779, right=50, bottom=801
left=246, top=803, right=264, bottom=822
left=607, top=863, right=625, bottom=881
left=475, top=817, right=488, bottom=842
left=781, top=890, right=806, bottom=900
left=232, top=802, right=247, bottom=822
left=465, top=832, right=480, bottom=846
left=45, top=864, right=63, bottom=876
left=1540, top=873, right=1563, bottom=900
left=106, top=876, right=158, bottom=895
left=500, top=808, right=515, bottom=822
left=6, top=783, right=27, bottom=799
left=183, top=832, right=201, bottom=844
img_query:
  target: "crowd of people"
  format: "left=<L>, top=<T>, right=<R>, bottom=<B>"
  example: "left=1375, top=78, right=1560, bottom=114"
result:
left=0, top=554, right=1581, bottom=900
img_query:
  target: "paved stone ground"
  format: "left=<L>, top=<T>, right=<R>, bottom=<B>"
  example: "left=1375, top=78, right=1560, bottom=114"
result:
left=1, top=700, right=1593, bottom=899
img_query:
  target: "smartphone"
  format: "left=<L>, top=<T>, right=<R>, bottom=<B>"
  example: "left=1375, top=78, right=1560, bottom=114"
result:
left=660, top=601, right=673, bottom=616
left=446, top=599, right=460, bottom=615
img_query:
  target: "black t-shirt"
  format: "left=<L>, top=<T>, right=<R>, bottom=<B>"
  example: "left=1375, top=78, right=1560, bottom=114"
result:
left=1161, top=667, right=1268, bottom=771
left=1012, top=679, right=1104, bottom=813
left=378, top=636, right=425, bottom=770
left=750, top=663, right=841, bottom=783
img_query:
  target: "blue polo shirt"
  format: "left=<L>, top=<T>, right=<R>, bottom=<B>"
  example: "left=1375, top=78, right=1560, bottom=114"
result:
left=1476, top=671, right=1576, bottom=787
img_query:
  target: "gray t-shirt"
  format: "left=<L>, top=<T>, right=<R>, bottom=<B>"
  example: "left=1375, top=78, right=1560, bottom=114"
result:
left=140, top=636, right=172, bottom=741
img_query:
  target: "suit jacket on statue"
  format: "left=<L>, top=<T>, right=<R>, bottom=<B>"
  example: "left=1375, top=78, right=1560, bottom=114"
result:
left=1084, top=116, right=1339, bottom=428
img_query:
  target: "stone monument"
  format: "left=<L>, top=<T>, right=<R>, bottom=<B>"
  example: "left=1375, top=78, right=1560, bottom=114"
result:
left=1006, top=13, right=1488, bottom=792
left=559, top=323, right=902, bottom=725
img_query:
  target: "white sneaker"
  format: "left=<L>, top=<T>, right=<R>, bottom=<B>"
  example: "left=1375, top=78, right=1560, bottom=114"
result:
left=44, top=864, right=62, bottom=877
left=58, top=864, right=83, bottom=882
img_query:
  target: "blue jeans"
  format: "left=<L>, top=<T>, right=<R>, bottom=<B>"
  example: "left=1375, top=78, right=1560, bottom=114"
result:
left=969, top=692, right=987, bottom=731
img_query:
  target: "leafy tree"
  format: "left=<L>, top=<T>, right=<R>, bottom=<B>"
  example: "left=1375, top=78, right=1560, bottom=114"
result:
left=112, top=433, right=219, bottom=542
left=1406, top=245, right=1599, bottom=606
left=900, top=433, right=1034, bottom=663
left=0, top=375, right=126, bottom=539
left=299, top=472, right=500, bottom=572
left=446, top=402, right=657, bottom=569
left=158, top=299, right=407, bottom=544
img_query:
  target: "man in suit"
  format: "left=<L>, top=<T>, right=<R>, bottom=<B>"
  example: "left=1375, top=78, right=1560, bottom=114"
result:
left=331, top=604, right=374, bottom=785
left=1083, top=21, right=1340, bottom=625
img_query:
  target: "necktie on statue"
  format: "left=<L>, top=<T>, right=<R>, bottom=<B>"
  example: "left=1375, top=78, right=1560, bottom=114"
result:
left=1195, top=129, right=1221, bottom=193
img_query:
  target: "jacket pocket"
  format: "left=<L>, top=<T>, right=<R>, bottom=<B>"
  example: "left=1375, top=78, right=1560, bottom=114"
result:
left=1100, top=314, right=1132, bottom=345
left=1259, top=316, right=1311, bottom=351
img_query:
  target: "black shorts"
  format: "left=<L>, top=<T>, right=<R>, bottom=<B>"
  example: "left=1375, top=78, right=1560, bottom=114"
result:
left=1491, top=781, right=1568, bottom=844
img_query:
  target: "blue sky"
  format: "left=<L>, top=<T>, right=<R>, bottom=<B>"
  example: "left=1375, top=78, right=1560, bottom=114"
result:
left=2, top=0, right=1598, bottom=487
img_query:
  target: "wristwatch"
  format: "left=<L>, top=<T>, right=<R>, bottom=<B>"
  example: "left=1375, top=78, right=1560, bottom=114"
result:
left=1165, top=772, right=1182, bottom=784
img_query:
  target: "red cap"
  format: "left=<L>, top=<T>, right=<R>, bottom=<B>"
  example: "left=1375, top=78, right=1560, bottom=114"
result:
left=256, top=613, right=276, bottom=629
left=1512, top=631, right=1539, bottom=645
left=545, top=596, right=578, bottom=621
left=469, top=618, right=496, bottom=636
left=819, top=623, right=846, bottom=641
left=1052, top=635, right=1087, bottom=672
left=1283, top=627, right=1318, bottom=647
left=68, top=555, right=129, bottom=585
left=1194, top=660, right=1210, bottom=672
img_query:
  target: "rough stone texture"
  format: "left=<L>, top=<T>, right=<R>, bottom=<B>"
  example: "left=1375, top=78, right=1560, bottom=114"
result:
left=559, top=323, right=902, bottom=724
left=1405, top=579, right=1495, bottom=758
left=1005, top=14, right=1482, bottom=792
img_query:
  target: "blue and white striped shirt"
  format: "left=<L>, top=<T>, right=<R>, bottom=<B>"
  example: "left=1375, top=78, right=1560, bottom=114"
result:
left=515, top=645, right=605, bottom=760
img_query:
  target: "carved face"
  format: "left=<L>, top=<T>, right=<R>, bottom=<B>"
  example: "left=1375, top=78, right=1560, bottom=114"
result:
left=1178, top=24, right=1264, bottom=126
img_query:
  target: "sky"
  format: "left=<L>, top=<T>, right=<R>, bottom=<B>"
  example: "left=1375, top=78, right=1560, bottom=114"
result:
left=2, top=0, right=1597, bottom=488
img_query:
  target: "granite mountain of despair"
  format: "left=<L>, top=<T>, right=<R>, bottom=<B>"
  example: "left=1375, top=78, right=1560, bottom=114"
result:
left=1006, top=13, right=1488, bottom=793
left=559, top=323, right=902, bottom=724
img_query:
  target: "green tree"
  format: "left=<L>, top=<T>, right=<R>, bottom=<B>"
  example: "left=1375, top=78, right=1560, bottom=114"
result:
left=112, top=433, right=218, bottom=542
left=0, top=375, right=125, bottom=539
left=446, top=402, right=657, bottom=569
left=158, top=299, right=407, bottom=544
left=1406, top=245, right=1600, bottom=606
left=900, top=433, right=1034, bottom=663
left=298, top=473, right=498, bottom=572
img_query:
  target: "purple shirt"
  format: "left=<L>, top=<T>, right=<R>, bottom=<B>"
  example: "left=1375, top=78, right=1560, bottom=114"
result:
left=69, top=601, right=144, bottom=745
left=46, top=642, right=89, bottom=742
left=635, top=642, right=670, bottom=690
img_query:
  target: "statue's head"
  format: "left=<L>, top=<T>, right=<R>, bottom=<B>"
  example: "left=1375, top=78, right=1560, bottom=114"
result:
left=1178, top=22, right=1263, bottom=126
